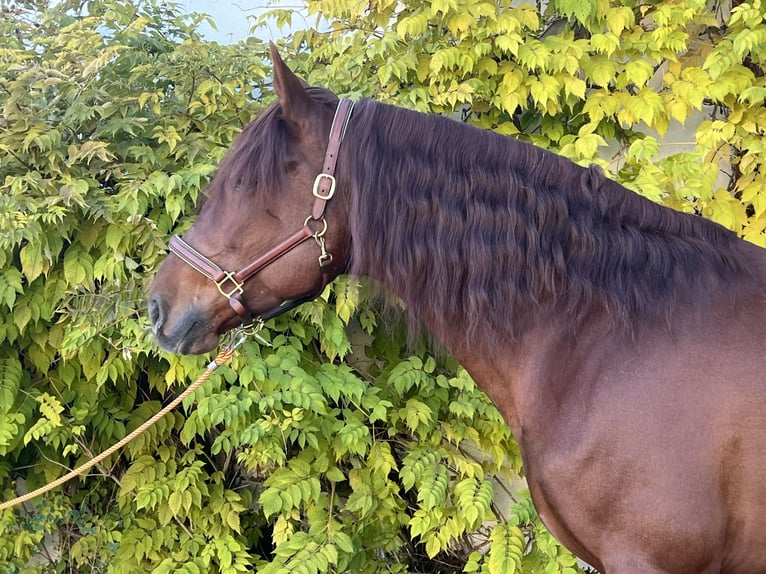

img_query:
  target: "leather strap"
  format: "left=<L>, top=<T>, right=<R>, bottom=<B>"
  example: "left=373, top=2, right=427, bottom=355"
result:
left=234, top=225, right=314, bottom=283
left=312, top=98, right=354, bottom=220
left=169, top=235, right=225, bottom=283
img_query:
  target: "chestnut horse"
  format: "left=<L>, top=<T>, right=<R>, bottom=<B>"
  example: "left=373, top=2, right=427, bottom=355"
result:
left=148, top=46, right=766, bottom=573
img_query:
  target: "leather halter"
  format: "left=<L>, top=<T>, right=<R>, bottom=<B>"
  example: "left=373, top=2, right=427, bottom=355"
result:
left=168, top=98, right=355, bottom=326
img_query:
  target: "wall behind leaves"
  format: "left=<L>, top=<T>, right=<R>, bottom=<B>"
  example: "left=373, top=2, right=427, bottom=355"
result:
left=0, top=0, right=762, bottom=572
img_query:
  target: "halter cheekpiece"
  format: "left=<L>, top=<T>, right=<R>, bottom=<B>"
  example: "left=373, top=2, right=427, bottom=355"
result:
left=168, top=98, right=355, bottom=327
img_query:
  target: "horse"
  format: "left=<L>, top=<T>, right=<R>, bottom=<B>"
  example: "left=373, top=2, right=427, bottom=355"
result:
left=148, top=45, right=766, bottom=573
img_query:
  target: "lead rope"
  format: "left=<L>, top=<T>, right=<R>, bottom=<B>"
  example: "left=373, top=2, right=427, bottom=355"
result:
left=0, top=325, right=257, bottom=512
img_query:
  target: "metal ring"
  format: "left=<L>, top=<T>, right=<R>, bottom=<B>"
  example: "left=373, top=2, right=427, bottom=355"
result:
left=304, top=215, right=328, bottom=238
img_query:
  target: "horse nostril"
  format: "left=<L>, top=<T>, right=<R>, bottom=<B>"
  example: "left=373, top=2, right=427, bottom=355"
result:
left=148, top=295, right=166, bottom=335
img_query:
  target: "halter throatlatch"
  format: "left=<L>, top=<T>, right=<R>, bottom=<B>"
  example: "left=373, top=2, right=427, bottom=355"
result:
left=168, top=98, right=354, bottom=326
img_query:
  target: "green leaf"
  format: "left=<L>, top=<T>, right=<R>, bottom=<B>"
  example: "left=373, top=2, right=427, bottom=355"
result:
left=590, top=32, right=620, bottom=56
left=19, top=242, right=44, bottom=282
left=397, top=11, right=429, bottom=37
left=488, top=524, right=524, bottom=574
left=332, top=532, right=354, bottom=553
left=168, top=490, right=183, bottom=516
left=556, top=0, right=595, bottom=23
left=606, top=6, right=634, bottom=34
left=732, top=27, right=766, bottom=59
left=628, top=137, right=660, bottom=161
left=13, top=304, right=32, bottom=332
left=624, top=59, right=654, bottom=87
left=325, top=466, right=345, bottom=482
left=574, top=133, right=607, bottom=159
left=584, top=55, right=618, bottom=87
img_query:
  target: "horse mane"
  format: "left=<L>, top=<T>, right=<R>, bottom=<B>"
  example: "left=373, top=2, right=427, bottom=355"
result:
left=345, top=99, right=755, bottom=345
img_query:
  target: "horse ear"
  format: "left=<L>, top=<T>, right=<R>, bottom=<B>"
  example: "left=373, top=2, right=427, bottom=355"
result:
left=269, top=43, right=313, bottom=124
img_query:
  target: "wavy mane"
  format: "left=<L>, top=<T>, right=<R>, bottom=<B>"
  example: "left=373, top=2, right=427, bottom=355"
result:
left=346, top=99, right=755, bottom=345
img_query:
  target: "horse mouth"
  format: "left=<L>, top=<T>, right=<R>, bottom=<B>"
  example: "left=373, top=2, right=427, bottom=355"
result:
left=149, top=296, right=233, bottom=355
left=175, top=321, right=212, bottom=355
left=159, top=317, right=221, bottom=355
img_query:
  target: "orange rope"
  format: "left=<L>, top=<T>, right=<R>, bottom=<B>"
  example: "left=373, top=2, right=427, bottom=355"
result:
left=0, top=338, right=244, bottom=512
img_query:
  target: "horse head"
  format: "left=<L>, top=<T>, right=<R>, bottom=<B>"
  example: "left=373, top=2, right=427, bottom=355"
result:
left=148, top=46, right=352, bottom=354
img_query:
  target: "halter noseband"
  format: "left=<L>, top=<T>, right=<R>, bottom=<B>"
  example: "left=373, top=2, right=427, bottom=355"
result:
left=168, top=98, right=355, bottom=326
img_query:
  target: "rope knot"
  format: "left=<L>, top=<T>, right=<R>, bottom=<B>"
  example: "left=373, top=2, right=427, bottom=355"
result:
left=214, top=348, right=235, bottom=366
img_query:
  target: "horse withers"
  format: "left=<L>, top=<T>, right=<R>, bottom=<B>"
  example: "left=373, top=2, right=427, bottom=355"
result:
left=148, top=46, right=766, bottom=573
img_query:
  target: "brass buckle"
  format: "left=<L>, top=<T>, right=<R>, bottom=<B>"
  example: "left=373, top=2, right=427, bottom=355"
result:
left=312, top=173, right=336, bottom=200
left=215, top=272, right=244, bottom=299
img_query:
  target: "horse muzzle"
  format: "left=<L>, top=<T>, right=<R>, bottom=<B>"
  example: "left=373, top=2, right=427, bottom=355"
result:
left=148, top=294, right=233, bottom=354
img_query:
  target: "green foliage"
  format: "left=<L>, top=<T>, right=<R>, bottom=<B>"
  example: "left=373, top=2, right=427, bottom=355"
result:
left=2, top=0, right=763, bottom=572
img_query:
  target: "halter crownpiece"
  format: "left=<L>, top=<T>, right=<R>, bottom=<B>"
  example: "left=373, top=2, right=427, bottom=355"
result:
left=169, top=98, right=355, bottom=326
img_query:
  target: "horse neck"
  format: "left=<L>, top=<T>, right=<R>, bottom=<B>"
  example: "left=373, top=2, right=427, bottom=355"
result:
left=345, top=99, right=562, bottom=352
left=344, top=99, right=757, bottom=355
